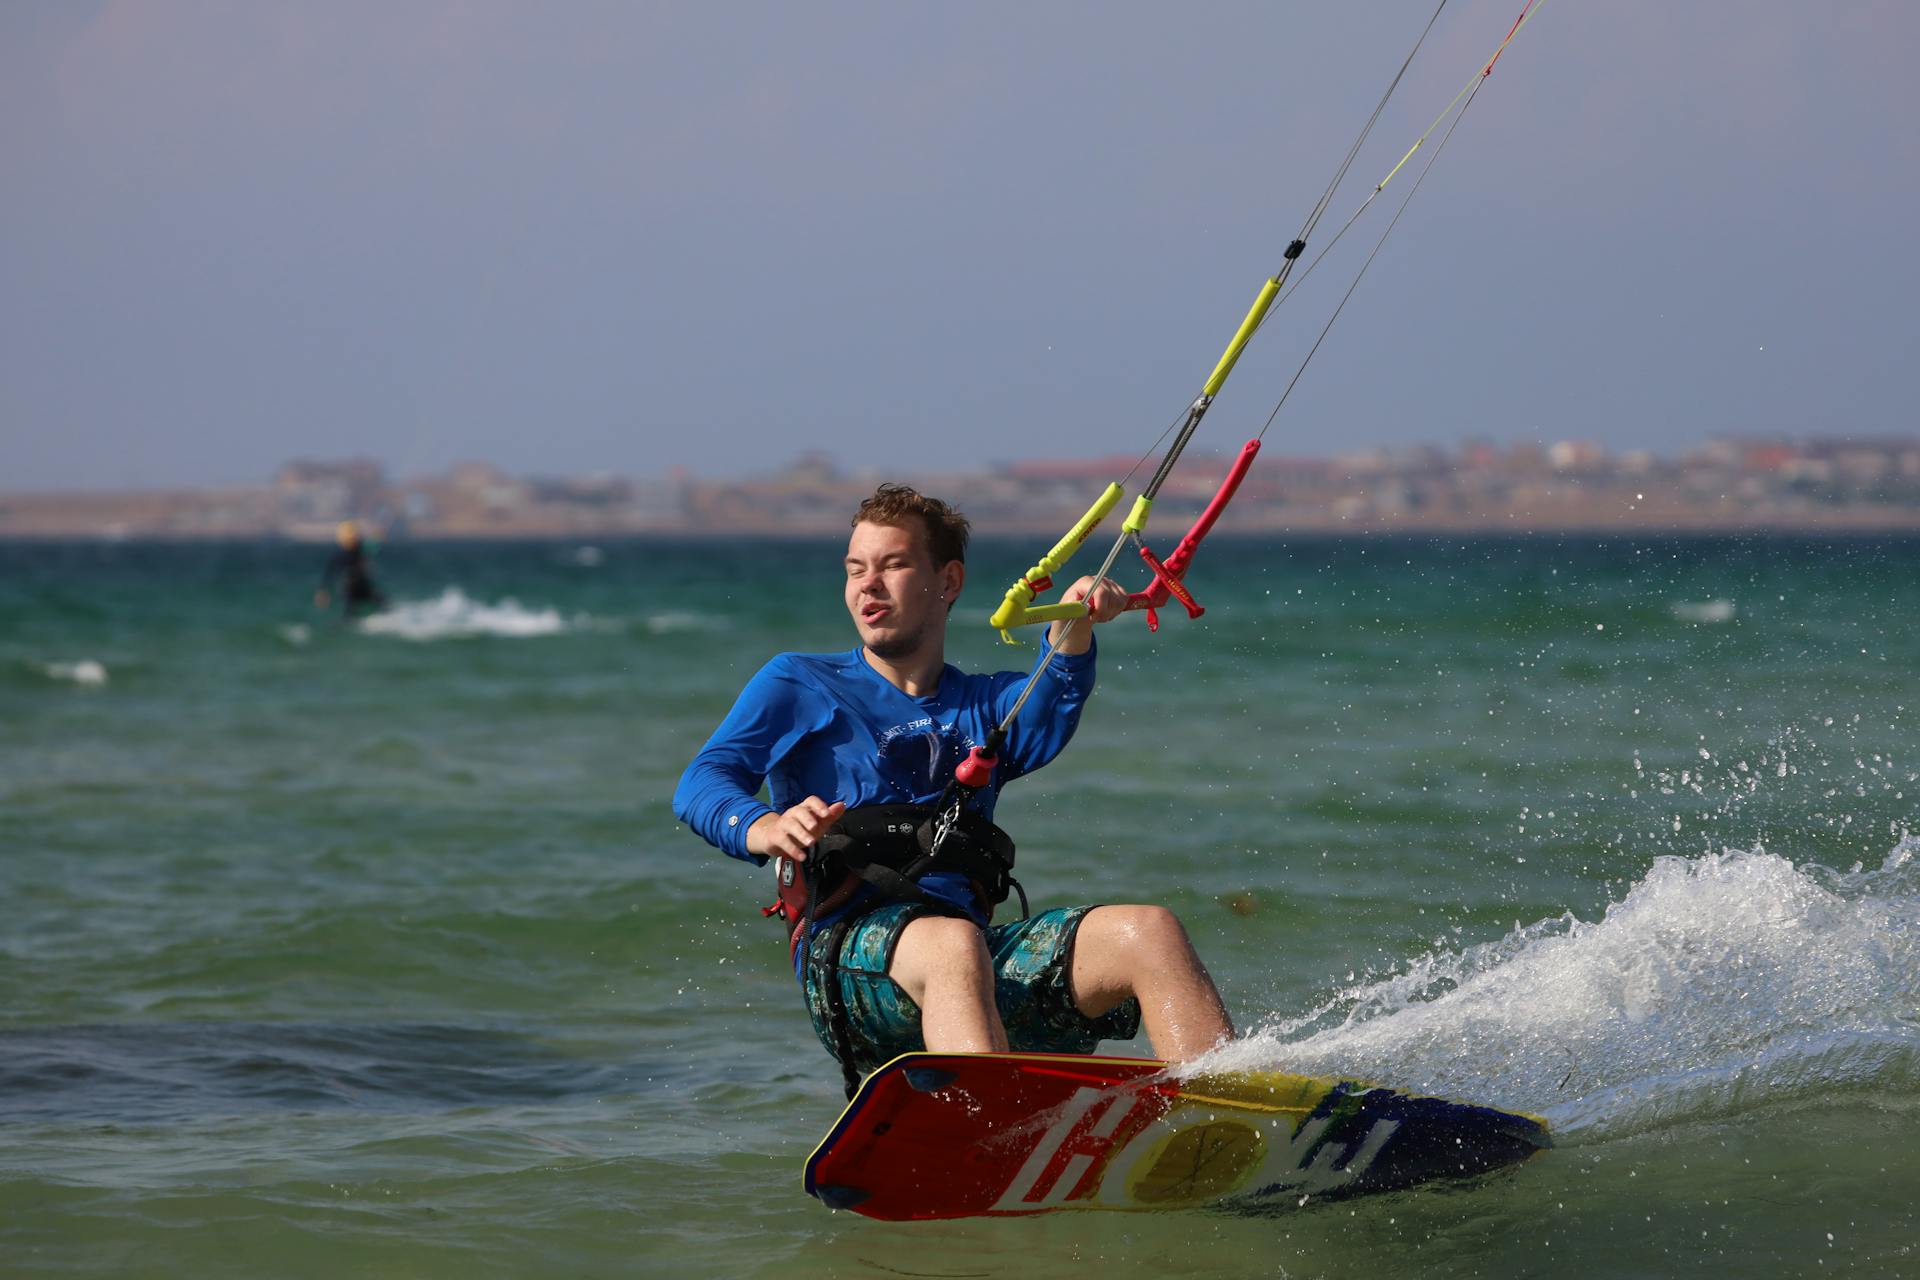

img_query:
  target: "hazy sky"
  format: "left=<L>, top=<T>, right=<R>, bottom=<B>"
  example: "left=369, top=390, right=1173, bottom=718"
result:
left=3, top=1, right=1915, bottom=490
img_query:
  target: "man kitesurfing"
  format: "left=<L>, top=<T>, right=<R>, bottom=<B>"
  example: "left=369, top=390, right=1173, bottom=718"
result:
left=314, top=520, right=385, bottom=616
left=678, top=486, right=1555, bottom=1222
left=673, top=485, right=1234, bottom=1094
left=673, top=0, right=1562, bottom=1219
left=681, top=0, right=1553, bottom=1134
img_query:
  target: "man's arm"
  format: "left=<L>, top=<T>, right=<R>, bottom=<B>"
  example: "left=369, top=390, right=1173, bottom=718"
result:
left=992, top=575, right=1126, bottom=780
left=672, top=659, right=829, bottom=864
left=744, top=797, right=847, bottom=862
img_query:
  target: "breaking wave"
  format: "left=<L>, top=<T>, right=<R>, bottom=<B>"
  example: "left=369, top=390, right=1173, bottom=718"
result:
left=40, top=659, right=109, bottom=686
left=357, top=588, right=572, bottom=641
left=1205, top=840, right=1920, bottom=1141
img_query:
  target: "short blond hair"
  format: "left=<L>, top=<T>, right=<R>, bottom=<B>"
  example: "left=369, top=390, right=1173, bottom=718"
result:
left=852, top=484, right=970, bottom=566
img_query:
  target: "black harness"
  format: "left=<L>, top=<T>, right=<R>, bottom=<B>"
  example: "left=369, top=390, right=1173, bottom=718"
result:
left=764, top=804, right=1023, bottom=945
left=762, top=803, right=1025, bottom=1097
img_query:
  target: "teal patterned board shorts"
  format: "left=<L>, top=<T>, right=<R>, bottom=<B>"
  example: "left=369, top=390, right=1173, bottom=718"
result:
left=802, top=902, right=1143, bottom=1077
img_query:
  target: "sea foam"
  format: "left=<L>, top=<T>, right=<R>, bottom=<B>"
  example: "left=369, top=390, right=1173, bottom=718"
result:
left=1673, top=598, right=1736, bottom=623
left=356, top=588, right=570, bottom=641
left=1205, top=840, right=1920, bottom=1140
left=645, top=611, right=726, bottom=635
left=43, top=659, right=109, bottom=686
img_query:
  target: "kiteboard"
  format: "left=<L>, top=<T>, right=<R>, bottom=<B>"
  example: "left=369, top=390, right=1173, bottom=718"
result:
left=805, top=1051, right=1549, bottom=1219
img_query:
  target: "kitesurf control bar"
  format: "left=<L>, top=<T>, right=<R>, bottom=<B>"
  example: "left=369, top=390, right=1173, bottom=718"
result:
left=986, top=275, right=1284, bottom=644
left=980, top=3, right=1552, bottom=647
left=952, top=0, right=1547, bottom=805
left=987, top=484, right=1123, bottom=642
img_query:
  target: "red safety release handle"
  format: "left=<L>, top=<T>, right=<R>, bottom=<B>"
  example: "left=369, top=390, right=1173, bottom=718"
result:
left=1124, top=438, right=1260, bottom=628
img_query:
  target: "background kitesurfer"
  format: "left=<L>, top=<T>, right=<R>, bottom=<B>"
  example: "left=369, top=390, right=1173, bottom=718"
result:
left=674, top=484, right=1233, bottom=1084
left=314, top=520, right=385, bottom=616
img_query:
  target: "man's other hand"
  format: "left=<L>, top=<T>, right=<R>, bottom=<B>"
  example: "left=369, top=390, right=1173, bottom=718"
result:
left=1062, top=575, right=1128, bottom=623
left=1048, top=575, right=1126, bottom=652
left=746, top=797, right=847, bottom=861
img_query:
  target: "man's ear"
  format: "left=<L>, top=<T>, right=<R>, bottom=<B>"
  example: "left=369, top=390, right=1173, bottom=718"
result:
left=944, top=560, right=965, bottom=611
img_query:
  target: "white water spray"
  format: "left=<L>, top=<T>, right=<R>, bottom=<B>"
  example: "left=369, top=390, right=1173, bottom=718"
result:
left=1205, top=841, right=1920, bottom=1141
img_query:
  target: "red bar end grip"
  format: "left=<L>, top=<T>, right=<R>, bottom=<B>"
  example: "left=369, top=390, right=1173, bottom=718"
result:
left=953, top=748, right=998, bottom=788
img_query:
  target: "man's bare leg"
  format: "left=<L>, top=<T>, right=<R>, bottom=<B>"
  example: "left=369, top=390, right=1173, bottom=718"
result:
left=887, top=914, right=1010, bottom=1053
left=1069, top=905, right=1233, bottom=1062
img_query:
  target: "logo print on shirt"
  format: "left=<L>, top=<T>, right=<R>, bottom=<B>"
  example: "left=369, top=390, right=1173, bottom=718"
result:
left=876, top=718, right=974, bottom=793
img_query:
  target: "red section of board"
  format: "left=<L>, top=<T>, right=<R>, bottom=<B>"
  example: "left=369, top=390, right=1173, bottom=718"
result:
left=805, top=1051, right=1552, bottom=1220
left=806, top=1054, right=1184, bottom=1220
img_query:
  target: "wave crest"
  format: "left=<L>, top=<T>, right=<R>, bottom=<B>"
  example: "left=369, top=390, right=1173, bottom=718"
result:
left=41, top=659, right=109, bottom=686
left=357, top=588, right=572, bottom=641
left=1204, top=842, right=1920, bottom=1139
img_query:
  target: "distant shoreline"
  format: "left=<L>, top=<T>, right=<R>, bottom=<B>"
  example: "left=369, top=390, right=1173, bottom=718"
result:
left=7, top=435, right=1918, bottom=539
left=7, top=520, right=1920, bottom=544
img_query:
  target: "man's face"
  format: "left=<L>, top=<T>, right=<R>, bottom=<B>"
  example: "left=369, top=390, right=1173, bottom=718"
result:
left=844, top=520, right=960, bottom=661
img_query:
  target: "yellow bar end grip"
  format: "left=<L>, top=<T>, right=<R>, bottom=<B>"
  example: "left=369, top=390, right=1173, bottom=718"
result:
left=1200, top=276, right=1283, bottom=399
left=988, top=482, right=1124, bottom=643
left=1022, top=601, right=1091, bottom=625
left=992, top=601, right=1091, bottom=646
left=1121, top=495, right=1154, bottom=537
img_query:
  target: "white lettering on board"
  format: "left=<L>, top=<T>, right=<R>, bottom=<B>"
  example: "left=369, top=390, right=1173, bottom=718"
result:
left=993, top=1089, right=1407, bottom=1212
left=992, top=1086, right=1139, bottom=1211
left=1252, top=1116, right=1402, bottom=1198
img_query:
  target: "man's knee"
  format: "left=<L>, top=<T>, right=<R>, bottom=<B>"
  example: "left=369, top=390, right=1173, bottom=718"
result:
left=900, top=912, right=988, bottom=954
left=1083, top=903, right=1193, bottom=961
left=891, top=914, right=991, bottom=987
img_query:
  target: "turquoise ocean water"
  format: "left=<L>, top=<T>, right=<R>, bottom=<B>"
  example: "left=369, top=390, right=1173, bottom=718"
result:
left=3, top=535, right=1917, bottom=1277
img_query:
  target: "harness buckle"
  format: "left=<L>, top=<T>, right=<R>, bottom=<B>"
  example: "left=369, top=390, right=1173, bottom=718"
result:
left=930, top=803, right=958, bottom=857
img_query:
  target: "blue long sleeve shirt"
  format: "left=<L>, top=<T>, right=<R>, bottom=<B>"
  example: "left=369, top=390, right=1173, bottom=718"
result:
left=672, top=642, right=1097, bottom=968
